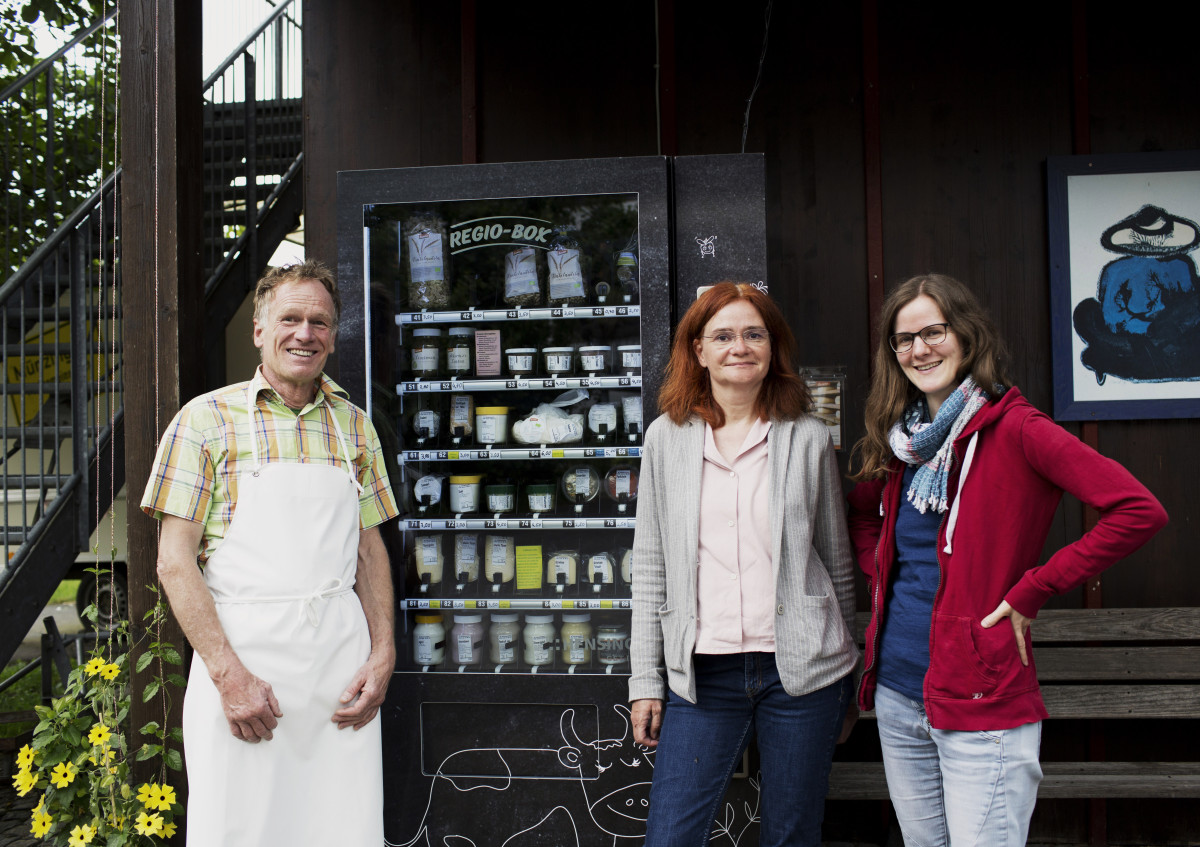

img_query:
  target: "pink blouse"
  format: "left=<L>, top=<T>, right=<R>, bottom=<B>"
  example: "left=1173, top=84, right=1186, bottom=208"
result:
left=694, top=418, right=776, bottom=654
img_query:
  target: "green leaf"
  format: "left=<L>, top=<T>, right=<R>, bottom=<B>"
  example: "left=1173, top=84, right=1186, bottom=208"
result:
left=168, top=673, right=188, bottom=688
left=135, top=744, right=160, bottom=762
left=139, top=721, right=160, bottom=736
left=135, top=651, right=154, bottom=673
left=141, top=680, right=161, bottom=702
left=169, top=727, right=184, bottom=743
left=165, top=748, right=183, bottom=771
left=160, top=647, right=183, bottom=665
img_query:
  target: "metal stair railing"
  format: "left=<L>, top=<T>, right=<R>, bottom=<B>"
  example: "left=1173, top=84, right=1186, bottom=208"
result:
left=202, top=0, right=304, bottom=287
left=1, top=10, right=119, bottom=285
left=0, top=0, right=303, bottom=661
left=0, top=172, right=122, bottom=576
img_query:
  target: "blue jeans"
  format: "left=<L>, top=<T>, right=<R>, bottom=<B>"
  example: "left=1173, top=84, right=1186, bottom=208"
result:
left=874, top=683, right=1043, bottom=847
left=644, top=653, right=851, bottom=847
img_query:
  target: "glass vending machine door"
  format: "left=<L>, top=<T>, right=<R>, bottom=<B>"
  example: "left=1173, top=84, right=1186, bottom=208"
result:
left=383, top=190, right=645, bottom=670
left=338, top=157, right=671, bottom=846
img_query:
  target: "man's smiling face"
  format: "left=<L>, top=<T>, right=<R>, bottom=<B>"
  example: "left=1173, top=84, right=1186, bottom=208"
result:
left=253, top=277, right=336, bottom=407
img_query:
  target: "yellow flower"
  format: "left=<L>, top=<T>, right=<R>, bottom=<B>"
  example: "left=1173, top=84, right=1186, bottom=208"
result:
left=30, top=806, right=53, bottom=838
left=49, top=761, right=77, bottom=788
left=87, top=747, right=116, bottom=767
left=161, top=820, right=178, bottom=838
left=83, top=657, right=105, bottom=676
left=11, top=768, right=37, bottom=796
left=136, top=782, right=156, bottom=805
left=67, top=823, right=96, bottom=846
left=32, top=794, right=45, bottom=814
left=152, top=782, right=177, bottom=811
left=134, top=811, right=164, bottom=836
left=99, top=663, right=120, bottom=681
left=87, top=723, right=112, bottom=747
left=16, top=744, right=35, bottom=769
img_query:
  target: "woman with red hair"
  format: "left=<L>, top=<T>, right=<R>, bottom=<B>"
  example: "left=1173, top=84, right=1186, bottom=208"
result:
left=629, top=282, right=858, bottom=846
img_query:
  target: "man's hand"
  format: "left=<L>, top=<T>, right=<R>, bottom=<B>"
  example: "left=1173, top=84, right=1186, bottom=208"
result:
left=981, top=600, right=1033, bottom=667
left=630, top=698, right=663, bottom=748
left=212, top=661, right=283, bottom=743
left=333, top=651, right=392, bottom=730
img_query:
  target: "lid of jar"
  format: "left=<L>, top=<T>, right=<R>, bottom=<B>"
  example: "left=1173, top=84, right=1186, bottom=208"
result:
left=505, top=347, right=537, bottom=354
left=489, top=613, right=519, bottom=623
left=415, top=613, right=443, bottom=624
left=578, top=345, right=612, bottom=352
left=448, top=327, right=476, bottom=337
left=561, top=613, right=592, bottom=622
left=413, top=328, right=443, bottom=337
left=543, top=346, right=574, bottom=353
left=617, top=344, right=641, bottom=350
left=597, top=624, right=626, bottom=633
left=449, top=474, right=484, bottom=484
left=526, top=482, right=556, bottom=492
left=485, top=483, right=516, bottom=493
left=476, top=406, right=510, bottom=415
left=524, top=614, right=554, bottom=624
left=453, top=614, right=483, bottom=624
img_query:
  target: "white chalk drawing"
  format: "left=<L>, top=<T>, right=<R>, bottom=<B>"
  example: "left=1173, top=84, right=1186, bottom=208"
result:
left=696, top=236, right=717, bottom=258
left=386, top=704, right=763, bottom=847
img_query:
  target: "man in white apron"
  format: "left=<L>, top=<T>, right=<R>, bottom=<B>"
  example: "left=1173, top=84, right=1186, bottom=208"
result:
left=142, top=261, right=398, bottom=846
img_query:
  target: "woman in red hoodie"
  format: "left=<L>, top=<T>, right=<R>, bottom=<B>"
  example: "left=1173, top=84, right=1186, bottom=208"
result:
left=848, top=273, right=1167, bottom=846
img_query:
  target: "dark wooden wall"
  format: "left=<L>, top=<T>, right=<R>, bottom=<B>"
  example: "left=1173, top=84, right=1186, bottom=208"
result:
left=304, top=1, right=1200, bottom=841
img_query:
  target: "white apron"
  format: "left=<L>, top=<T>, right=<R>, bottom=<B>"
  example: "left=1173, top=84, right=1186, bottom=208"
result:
left=182, top=387, right=383, bottom=846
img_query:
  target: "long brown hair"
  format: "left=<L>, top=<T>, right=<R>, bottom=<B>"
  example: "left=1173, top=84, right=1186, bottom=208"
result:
left=850, top=273, right=1013, bottom=481
left=657, top=282, right=811, bottom=427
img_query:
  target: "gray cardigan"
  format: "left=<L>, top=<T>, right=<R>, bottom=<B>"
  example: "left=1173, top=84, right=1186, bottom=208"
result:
left=628, top=413, right=859, bottom=704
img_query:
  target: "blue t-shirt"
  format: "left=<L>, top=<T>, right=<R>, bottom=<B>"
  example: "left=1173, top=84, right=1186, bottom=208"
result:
left=876, top=464, right=942, bottom=702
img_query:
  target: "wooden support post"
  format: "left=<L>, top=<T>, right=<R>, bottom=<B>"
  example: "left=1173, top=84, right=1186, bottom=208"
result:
left=460, top=0, right=477, bottom=164
left=120, top=0, right=204, bottom=800
left=861, top=0, right=885, bottom=369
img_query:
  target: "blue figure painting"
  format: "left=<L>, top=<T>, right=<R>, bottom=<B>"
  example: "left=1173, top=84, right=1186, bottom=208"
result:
left=1073, top=205, right=1200, bottom=384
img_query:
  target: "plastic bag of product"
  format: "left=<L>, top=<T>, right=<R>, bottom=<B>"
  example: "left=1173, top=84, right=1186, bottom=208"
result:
left=512, top=389, right=588, bottom=444
left=513, top=404, right=585, bottom=444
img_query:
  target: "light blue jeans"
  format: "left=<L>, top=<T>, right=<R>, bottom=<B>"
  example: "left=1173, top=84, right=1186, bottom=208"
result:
left=874, top=683, right=1042, bottom=847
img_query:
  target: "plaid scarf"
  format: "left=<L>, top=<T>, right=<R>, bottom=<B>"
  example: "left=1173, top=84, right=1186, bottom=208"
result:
left=887, top=376, right=991, bottom=514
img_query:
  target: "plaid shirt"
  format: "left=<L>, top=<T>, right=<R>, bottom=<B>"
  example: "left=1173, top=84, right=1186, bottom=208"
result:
left=141, top=368, right=397, bottom=562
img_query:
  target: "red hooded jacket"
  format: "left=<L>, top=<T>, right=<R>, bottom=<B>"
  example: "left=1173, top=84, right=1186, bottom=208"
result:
left=848, top=388, right=1167, bottom=730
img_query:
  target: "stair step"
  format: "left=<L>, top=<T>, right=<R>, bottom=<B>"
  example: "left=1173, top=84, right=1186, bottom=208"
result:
left=3, top=342, right=122, bottom=355
left=0, top=476, right=71, bottom=490
left=1, top=426, right=102, bottom=440
left=1, top=381, right=122, bottom=396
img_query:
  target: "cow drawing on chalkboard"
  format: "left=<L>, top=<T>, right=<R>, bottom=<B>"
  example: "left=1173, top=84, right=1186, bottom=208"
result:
left=390, top=705, right=645, bottom=847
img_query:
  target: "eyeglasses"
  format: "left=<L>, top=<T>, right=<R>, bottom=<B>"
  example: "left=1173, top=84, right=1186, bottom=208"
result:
left=889, top=323, right=950, bottom=353
left=699, top=329, right=771, bottom=348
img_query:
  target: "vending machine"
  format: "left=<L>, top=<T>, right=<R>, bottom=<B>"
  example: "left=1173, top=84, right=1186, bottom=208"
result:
left=337, top=154, right=768, bottom=847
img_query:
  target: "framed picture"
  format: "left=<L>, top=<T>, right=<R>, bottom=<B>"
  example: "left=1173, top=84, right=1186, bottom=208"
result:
left=1047, top=150, right=1200, bottom=420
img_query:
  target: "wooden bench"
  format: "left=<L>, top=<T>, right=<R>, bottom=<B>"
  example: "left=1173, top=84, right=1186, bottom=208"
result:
left=827, top=607, right=1200, bottom=800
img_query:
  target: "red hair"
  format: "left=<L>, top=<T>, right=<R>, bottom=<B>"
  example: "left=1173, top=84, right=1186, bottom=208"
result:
left=657, top=282, right=811, bottom=427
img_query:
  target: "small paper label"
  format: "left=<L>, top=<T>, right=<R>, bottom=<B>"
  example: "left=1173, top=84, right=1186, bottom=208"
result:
left=516, top=545, right=544, bottom=590
left=476, top=330, right=502, bottom=376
